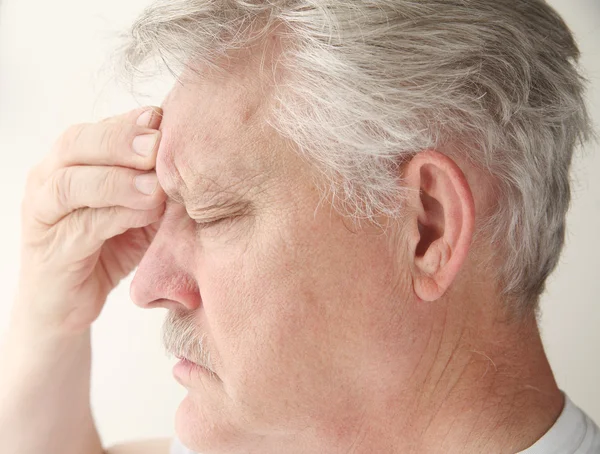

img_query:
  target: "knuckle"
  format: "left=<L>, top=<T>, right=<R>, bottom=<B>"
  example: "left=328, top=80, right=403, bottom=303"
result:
left=99, top=124, right=128, bottom=157
left=92, top=206, right=122, bottom=238
left=98, top=128, right=112, bottom=155
left=96, top=167, right=120, bottom=195
left=50, top=168, right=73, bottom=212
left=111, top=206, right=128, bottom=229
left=70, top=206, right=96, bottom=238
left=86, top=206, right=102, bottom=231
left=66, top=210, right=85, bottom=239
left=53, top=123, right=87, bottom=155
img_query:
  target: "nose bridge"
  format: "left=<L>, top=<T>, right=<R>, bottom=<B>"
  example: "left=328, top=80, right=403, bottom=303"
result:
left=130, top=209, right=201, bottom=310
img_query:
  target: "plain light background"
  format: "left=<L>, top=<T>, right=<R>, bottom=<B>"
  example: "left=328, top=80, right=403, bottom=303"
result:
left=0, top=0, right=598, bottom=448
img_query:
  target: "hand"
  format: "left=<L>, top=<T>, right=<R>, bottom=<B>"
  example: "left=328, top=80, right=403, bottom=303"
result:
left=13, top=107, right=167, bottom=336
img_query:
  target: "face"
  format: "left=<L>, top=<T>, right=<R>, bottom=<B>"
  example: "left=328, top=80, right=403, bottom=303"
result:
left=130, top=57, right=413, bottom=454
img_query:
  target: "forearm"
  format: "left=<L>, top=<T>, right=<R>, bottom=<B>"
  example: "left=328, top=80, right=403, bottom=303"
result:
left=0, top=314, right=104, bottom=454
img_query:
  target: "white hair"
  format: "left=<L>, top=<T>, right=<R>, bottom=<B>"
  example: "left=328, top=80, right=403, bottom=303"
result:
left=113, top=0, right=592, bottom=314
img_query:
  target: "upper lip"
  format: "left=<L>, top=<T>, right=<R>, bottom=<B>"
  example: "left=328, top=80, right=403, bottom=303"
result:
left=175, top=354, right=208, bottom=370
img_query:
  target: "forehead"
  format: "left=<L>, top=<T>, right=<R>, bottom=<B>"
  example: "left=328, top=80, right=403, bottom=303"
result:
left=155, top=63, right=274, bottom=203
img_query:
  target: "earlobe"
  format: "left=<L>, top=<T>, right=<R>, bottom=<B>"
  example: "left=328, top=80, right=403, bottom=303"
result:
left=405, top=151, right=475, bottom=302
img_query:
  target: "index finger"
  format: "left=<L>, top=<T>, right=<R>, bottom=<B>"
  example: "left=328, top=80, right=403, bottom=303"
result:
left=40, top=106, right=164, bottom=180
left=101, top=106, right=163, bottom=128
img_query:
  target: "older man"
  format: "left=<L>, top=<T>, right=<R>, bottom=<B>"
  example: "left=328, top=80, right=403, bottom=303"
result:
left=1, top=0, right=599, bottom=453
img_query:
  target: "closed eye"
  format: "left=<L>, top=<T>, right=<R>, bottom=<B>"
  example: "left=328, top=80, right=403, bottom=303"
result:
left=195, top=217, right=228, bottom=229
left=190, top=203, right=253, bottom=235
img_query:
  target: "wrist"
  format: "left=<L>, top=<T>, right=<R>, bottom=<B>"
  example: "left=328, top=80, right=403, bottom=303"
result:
left=4, top=307, right=90, bottom=359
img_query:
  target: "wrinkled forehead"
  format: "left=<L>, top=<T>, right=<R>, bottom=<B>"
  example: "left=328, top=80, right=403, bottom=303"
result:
left=154, top=66, right=273, bottom=201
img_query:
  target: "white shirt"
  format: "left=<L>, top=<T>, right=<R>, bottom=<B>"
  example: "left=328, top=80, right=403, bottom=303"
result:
left=518, top=395, right=600, bottom=454
left=170, top=395, right=600, bottom=454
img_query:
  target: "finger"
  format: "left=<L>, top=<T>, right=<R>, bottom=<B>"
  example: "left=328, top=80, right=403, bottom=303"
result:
left=33, top=166, right=167, bottom=226
left=101, top=106, right=163, bottom=130
left=39, top=111, right=163, bottom=179
left=58, top=204, right=166, bottom=262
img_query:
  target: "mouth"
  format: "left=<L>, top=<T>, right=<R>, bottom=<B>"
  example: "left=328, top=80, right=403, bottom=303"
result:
left=175, top=354, right=202, bottom=367
left=173, top=353, right=215, bottom=373
left=172, top=355, right=217, bottom=383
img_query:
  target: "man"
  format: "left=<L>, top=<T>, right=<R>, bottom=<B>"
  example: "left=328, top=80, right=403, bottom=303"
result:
left=0, top=0, right=598, bottom=453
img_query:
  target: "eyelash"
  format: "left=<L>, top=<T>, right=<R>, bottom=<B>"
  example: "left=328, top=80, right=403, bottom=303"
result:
left=191, top=211, right=248, bottom=234
left=195, top=217, right=227, bottom=229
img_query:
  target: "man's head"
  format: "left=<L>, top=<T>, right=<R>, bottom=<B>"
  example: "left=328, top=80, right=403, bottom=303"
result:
left=122, top=1, right=591, bottom=452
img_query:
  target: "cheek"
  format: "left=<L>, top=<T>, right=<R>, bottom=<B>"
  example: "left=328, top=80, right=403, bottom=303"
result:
left=199, top=216, right=395, bottom=428
left=201, top=236, right=308, bottom=375
left=199, top=226, right=333, bottom=424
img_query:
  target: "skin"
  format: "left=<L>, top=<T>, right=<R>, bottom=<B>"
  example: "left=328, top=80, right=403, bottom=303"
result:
left=128, top=41, right=564, bottom=454
left=1, top=106, right=167, bottom=454
left=1, top=34, right=563, bottom=454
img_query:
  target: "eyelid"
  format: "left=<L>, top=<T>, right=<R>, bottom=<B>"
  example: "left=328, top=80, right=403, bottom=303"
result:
left=189, top=201, right=252, bottom=226
left=194, top=214, right=245, bottom=232
left=195, top=216, right=227, bottom=227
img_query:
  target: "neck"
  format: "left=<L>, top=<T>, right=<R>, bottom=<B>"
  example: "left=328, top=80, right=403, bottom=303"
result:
left=347, top=297, right=564, bottom=454
left=249, top=295, right=564, bottom=454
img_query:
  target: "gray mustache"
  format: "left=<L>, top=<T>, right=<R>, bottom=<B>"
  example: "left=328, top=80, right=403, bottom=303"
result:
left=162, top=310, right=215, bottom=374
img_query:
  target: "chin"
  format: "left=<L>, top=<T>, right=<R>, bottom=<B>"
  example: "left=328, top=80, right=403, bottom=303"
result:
left=175, top=392, right=249, bottom=454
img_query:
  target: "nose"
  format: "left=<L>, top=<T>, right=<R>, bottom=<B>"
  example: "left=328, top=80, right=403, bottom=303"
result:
left=130, top=209, right=202, bottom=311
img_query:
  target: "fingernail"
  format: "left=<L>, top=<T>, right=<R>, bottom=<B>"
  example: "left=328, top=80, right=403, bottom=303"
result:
left=135, top=173, right=158, bottom=195
left=133, top=132, right=159, bottom=156
left=137, top=109, right=154, bottom=127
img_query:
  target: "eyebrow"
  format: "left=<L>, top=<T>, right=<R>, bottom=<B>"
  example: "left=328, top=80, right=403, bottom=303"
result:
left=158, top=151, right=254, bottom=216
left=159, top=165, right=221, bottom=208
left=163, top=187, right=218, bottom=209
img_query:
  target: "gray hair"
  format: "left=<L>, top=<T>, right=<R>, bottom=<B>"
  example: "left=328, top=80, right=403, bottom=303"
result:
left=113, top=0, right=592, bottom=314
left=163, top=309, right=217, bottom=379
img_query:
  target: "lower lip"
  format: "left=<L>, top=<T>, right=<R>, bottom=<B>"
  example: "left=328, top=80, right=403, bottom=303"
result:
left=173, top=358, right=211, bottom=382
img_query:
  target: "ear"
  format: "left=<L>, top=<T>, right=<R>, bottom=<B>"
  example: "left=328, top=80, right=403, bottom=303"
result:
left=403, top=150, right=475, bottom=302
